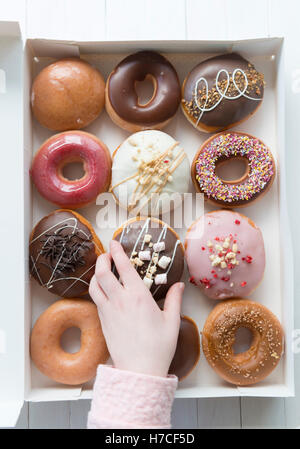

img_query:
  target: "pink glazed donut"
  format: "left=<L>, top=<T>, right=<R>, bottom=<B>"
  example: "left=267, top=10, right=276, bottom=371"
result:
left=30, top=131, right=112, bottom=209
left=185, top=210, right=265, bottom=300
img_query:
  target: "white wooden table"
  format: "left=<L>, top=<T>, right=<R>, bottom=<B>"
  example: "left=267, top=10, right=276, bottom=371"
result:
left=1, top=0, right=300, bottom=429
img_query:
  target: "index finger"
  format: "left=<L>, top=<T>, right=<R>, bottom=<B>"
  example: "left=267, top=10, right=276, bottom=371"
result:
left=110, top=240, right=145, bottom=288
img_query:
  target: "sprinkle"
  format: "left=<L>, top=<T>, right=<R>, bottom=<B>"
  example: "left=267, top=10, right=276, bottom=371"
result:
left=194, top=133, right=274, bottom=204
left=139, top=251, right=151, bottom=261
left=154, top=273, right=167, bottom=285
left=143, top=234, right=152, bottom=243
left=202, top=246, right=206, bottom=251
left=189, top=276, right=196, bottom=285
left=158, top=256, right=171, bottom=269
left=241, top=281, right=247, bottom=287
left=235, top=220, right=240, bottom=225
left=143, top=277, right=153, bottom=289
left=200, top=277, right=211, bottom=288
left=153, top=242, right=165, bottom=252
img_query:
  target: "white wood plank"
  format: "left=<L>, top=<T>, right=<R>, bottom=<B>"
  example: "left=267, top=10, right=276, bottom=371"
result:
left=186, top=0, right=227, bottom=40
left=0, top=0, right=26, bottom=35
left=26, top=0, right=106, bottom=40
left=143, top=0, right=186, bottom=40
left=197, top=398, right=241, bottom=429
left=171, top=398, right=198, bottom=429
left=70, top=400, right=91, bottom=429
left=226, top=0, right=269, bottom=40
left=106, top=0, right=186, bottom=41
left=29, top=402, right=70, bottom=429
left=241, top=398, right=286, bottom=428
left=106, top=0, right=146, bottom=41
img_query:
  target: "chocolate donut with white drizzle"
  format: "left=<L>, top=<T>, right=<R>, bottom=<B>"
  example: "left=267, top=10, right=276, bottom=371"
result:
left=113, top=217, right=184, bottom=300
left=182, top=53, right=264, bottom=133
left=29, top=209, right=104, bottom=297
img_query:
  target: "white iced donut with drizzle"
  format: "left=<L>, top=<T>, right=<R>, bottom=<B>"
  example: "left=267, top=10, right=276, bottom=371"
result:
left=110, top=130, right=190, bottom=215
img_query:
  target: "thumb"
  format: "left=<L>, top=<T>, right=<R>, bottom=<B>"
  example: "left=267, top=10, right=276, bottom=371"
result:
left=163, top=282, right=185, bottom=323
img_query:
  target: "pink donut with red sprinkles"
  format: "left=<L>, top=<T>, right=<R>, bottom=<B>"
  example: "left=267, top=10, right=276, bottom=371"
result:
left=191, top=132, right=275, bottom=208
left=185, top=210, right=265, bottom=300
left=30, top=131, right=111, bottom=209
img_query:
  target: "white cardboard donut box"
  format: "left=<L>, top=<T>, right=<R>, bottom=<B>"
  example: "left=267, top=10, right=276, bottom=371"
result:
left=0, top=21, right=294, bottom=427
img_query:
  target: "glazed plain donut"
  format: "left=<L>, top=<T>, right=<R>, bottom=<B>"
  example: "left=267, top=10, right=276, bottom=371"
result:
left=110, top=130, right=190, bottom=215
left=169, top=315, right=200, bottom=381
left=185, top=210, right=265, bottom=300
left=181, top=53, right=264, bottom=133
left=191, top=132, right=275, bottom=208
left=31, top=58, right=105, bottom=131
left=106, top=51, right=181, bottom=132
left=202, top=299, right=284, bottom=386
left=30, top=131, right=111, bottom=209
left=31, top=299, right=109, bottom=385
left=113, top=216, right=184, bottom=300
left=29, top=209, right=104, bottom=298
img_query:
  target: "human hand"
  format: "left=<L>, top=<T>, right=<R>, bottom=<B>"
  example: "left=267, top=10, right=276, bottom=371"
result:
left=89, top=240, right=185, bottom=378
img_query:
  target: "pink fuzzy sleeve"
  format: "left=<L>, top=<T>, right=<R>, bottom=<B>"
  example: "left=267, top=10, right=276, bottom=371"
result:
left=87, top=365, right=178, bottom=429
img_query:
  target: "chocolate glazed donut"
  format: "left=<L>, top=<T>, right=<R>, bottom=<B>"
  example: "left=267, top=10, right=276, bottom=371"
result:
left=182, top=53, right=264, bottom=133
left=169, top=316, right=200, bottom=381
left=113, top=217, right=184, bottom=300
left=106, top=51, right=181, bottom=132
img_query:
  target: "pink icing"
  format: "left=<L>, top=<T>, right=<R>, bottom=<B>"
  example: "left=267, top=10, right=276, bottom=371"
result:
left=30, top=131, right=111, bottom=208
left=185, top=210, right=265, bottom=300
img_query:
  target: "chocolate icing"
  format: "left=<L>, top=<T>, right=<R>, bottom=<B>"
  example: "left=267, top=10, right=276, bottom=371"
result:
left=108, top=51, right=181, bottom=126
left=182, top=53, right=264, bottom=130
left=29, top=210, right=98, bottom=297
left=169, top=316, right=200, bottom=380
left=113, top=218, right=184, bottom=300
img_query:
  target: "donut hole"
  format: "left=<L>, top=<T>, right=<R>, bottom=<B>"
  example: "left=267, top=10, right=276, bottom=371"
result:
left=232, top=327, right=253, bottom=354
left=60, top=327, right=81, bottom=354
left=215, top=157, right=249, bottom=184
left=135, top=75, right=156, bottom=106
left=62, top=161, right=85, bottom=181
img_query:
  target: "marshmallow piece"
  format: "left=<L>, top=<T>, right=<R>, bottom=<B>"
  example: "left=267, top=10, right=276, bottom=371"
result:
left=139, top=250, right=151, bottom=261
left=153, top=242, right=165, bottom=252
left=143, top=234, right=152, bottom=243
left=143, top=277, right=153, bottom=289
left=158, top=256, right=171, bottom=270
left=154, top=273, right=167, bottom=285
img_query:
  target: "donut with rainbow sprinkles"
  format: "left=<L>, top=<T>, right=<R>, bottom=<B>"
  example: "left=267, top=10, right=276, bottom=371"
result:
left=191, top=131, right=275, bottom=208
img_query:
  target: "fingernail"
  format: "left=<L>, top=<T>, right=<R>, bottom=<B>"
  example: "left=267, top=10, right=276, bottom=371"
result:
left=178, top=282, right=185, bottom=291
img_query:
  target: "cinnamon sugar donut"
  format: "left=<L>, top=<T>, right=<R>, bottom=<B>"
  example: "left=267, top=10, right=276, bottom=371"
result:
left=31, top=299, right=109, bottom=385
left=191, top=132, right=275, bottom=208
left=202, top=299, right=284, bottom=386
left=185, top=210, right=265, bottom=300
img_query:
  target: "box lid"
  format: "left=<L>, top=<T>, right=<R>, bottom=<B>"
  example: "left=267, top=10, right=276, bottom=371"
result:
left=0, top=21, right=24, bottom=427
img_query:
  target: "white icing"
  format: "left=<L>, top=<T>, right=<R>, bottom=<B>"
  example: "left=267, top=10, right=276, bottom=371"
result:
left=111, top=130, right=190, bottom=215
